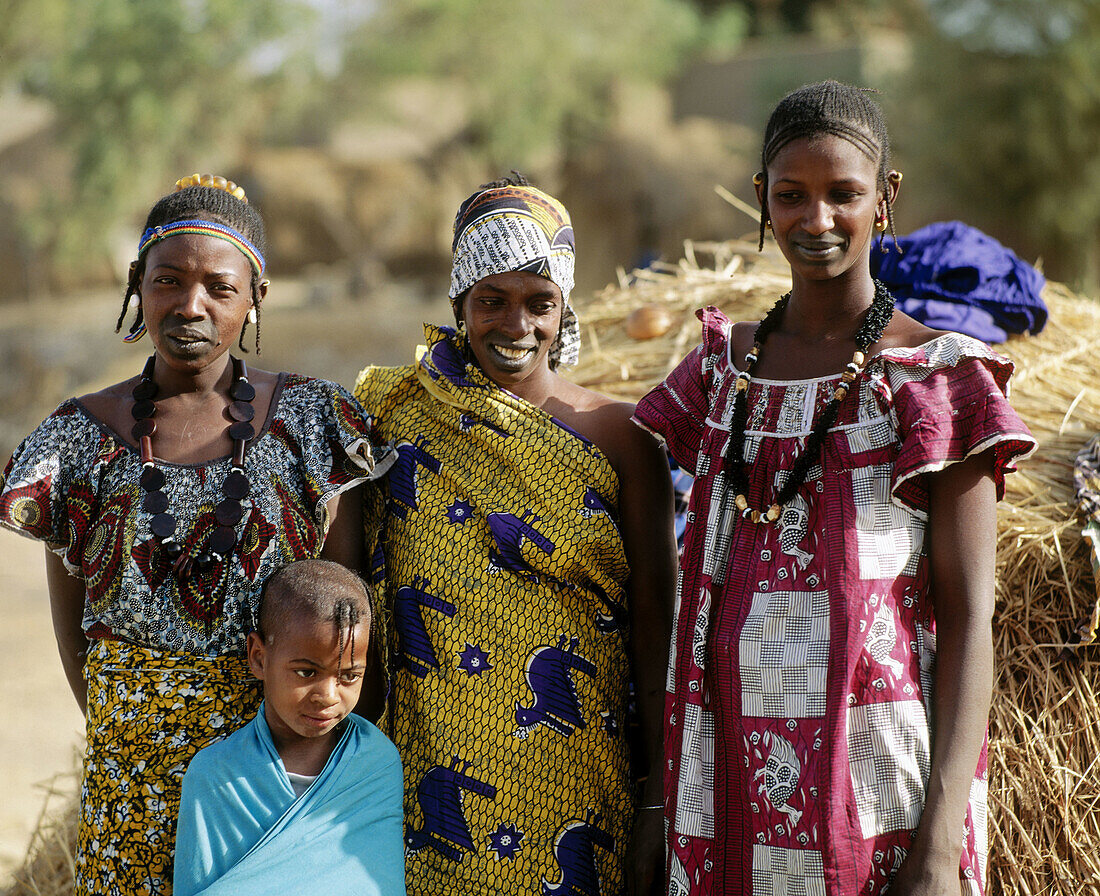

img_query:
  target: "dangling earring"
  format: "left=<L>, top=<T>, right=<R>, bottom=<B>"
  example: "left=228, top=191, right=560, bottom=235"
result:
left=874, top=213, right=888, bottom=232
left=765, top=219, right=773, bottom=231
left=247, top=307, right=258, bottom=325
left=123, top=294, right=146, bottom=343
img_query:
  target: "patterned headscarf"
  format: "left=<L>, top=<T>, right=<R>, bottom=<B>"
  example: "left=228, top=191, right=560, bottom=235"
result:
left=449, top=184, right=579, bottom=368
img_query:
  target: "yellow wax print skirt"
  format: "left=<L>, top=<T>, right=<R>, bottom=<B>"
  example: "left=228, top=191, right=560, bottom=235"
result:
left=356, top=326, right=635, bottom=896
left=77, top=639, right=262, bottom=896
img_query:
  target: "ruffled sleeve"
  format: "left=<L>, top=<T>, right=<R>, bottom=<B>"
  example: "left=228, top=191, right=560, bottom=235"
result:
left=634, top=306, right=731, bottom=476
left=867, top=335, right=1036, bottom=512
left=266, top=377, right=395, bottom=528
left=0, top=400, right=106, bottom=565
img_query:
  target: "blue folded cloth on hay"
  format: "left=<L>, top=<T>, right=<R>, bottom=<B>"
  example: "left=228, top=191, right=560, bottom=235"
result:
left=871, top=220, right=1047, bottom=343
left=174, top=707, right=405, bottom=896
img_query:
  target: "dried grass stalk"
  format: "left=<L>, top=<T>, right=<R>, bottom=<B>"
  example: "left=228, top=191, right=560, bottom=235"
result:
left=7, top=766, right=79, bottom=896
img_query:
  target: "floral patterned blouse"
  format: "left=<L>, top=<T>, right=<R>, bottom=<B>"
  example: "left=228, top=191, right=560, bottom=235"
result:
left=0, top=374, right=387, bottom=656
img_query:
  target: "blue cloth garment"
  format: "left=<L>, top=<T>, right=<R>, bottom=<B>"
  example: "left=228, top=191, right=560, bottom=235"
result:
left=174, top=707, right=405, bottom=896
left=871, top=221, right=1047, bottom=343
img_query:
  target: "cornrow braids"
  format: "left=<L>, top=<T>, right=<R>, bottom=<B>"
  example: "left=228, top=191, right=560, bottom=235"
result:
left=257, top=559, right=372, bottom=661
left=236, top=272, right=263, bottom=354
left=756, top=80, right=899, bottom=251
left=116, top=183, right=268, bottom=351
left=478, top=169, right=531, bottom=190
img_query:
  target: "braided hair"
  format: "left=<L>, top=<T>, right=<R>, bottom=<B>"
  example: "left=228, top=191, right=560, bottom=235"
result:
left=256, top=559, right=373, bottom=664
left=478, top=169, right=531, bottom=191
left=756, top=80, right=898, bottom=251
left=116, top=183, right=268, bottom=353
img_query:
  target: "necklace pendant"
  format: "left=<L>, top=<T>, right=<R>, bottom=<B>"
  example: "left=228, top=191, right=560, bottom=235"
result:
left=173, top=552, right=194, bottom=579
left=135, top=354, right=254, bottom=578
left=150, top=512, right=177, bottom=539
left=230, top=380, right=256, bottom=402
left=207, top=526, right=237, bottom=556
left=132, top=379, right=158, bottom=401
left=223, top=469, right=250, bottom=500
left=142, top=491, right=170, bottom=514
left=229, top=400, right=255, bottom=422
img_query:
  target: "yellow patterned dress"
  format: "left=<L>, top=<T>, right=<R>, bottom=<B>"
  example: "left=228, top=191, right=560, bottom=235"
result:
left=356, top=325, right=633, bottom=896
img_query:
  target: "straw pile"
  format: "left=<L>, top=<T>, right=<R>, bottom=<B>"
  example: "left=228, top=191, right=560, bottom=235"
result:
left=7, top=242, right=1098, bottom=896
left=572, top=240, right=1100, bottom=896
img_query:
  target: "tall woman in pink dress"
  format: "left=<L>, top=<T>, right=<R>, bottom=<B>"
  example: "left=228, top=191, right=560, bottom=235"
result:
left=635, top=82, right=1035, bottom=895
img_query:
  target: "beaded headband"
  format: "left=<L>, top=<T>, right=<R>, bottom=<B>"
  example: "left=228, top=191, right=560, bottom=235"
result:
left=136, top=219, right=265, bottom=276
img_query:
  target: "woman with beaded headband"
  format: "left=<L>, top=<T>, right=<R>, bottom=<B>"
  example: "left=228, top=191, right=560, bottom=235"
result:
left=0, top=174, right=393, bottom=895
left=635, top=81, right=1036, bottom=895
left=354, top=173, right=676, bottom=895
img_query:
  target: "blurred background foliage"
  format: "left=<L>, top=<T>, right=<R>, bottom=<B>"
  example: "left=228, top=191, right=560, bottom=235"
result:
left=0, top=0, right=1098, bottom=298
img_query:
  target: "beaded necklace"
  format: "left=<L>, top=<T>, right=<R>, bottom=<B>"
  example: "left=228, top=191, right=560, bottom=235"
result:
left=724, top=279, right=895, bottom=524
left=132, top=354, right=256, bottom=578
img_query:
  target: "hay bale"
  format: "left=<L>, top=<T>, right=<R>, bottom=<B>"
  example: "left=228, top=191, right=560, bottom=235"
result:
left=572, top=242, right=1100, bottom=896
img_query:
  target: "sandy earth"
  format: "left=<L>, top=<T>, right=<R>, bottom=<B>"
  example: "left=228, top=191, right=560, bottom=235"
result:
left=0, top=528, right=85, bottom=885
left=0, top=276, right=454, bottom=888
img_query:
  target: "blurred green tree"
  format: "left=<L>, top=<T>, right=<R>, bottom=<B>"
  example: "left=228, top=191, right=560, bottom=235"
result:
left=340, top=0, right=707, bottom=167
left=11, top=0, right=317, bottom=285
left=900, top=0, right=1100, bottom=288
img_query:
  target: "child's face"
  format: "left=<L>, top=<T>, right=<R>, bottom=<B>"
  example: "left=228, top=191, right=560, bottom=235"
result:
left=247, top=614, right=369, bottom=749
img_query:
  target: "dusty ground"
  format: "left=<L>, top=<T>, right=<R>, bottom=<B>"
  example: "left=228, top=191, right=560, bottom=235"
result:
left=0, top=528, right=84, bottom=883
left=0, top=273, right=453, bottom=887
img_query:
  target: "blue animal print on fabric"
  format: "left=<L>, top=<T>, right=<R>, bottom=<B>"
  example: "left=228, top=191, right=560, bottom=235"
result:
left=389, top=440, right=442, bottom=520
left=582, top=487, right=613, bottom=518
left=394, top=576, right=456, bottom=677
left=487, top=510, right=556, bottom=575
left=406, top=757, right=497, bottom=862
left=590, top=582, right=627, bottom=635
left=514, top=635, right=597, bottom=738
left=541, top=811, right=615, bottom=896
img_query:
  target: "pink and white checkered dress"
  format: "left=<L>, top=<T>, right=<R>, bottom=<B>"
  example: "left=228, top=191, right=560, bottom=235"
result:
left=634, top=307, right=1035, bottom=896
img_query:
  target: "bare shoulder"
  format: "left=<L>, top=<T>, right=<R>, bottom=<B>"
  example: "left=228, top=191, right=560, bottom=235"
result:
left=877, top=308, right=950, bottom=351
left=77, top=378, right=138, bottom=425
left=728, top=320, right=759, bottom=370
left=544, top=378, right=660, bottom=473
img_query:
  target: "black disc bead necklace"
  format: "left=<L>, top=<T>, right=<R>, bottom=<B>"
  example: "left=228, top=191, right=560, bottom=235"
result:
left=132, top=354, right=256, bottom=578
left=723, top=279, right=896, bottom=524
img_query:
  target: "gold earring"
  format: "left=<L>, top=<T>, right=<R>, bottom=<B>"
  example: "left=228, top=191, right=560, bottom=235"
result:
left=874, top=216, right=888, bottom=232
left=752, top=172, right=764, bottom=186
left=765, top=219, right=773, bottom=231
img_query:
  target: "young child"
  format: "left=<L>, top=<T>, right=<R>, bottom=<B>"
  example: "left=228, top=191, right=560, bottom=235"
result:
left=173, top=559, right=405, bottom=896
